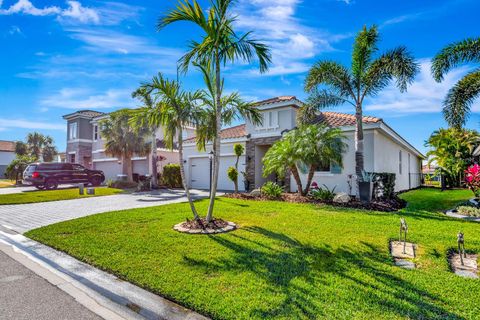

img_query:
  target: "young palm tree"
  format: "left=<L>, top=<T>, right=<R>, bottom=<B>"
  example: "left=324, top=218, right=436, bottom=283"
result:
left=303, top=25, right=418, bottom=180
left=431, top=37, right=480, bottom=128
left=131, top=87, right=160, bottom=188
left=295, top=125, right=347, bottom=195
left=134, top=73, right=204, bottom=220
left=24, top=132, right=57, bottom=161
left=159, top=0, right=271, bottom=222
left=100, top=109, right=151, bottom=182
left=41, top=136, right=57, bottom=162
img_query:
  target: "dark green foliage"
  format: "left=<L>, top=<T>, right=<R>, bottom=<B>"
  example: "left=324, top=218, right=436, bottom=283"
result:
left=373, top=173, right=396, bottom=199
left=4, top=155, right=35, bottom=181
left=310, top=185, right=337, bottom=201
left=260, top=181, right=283, bottom=199
left=161, top=164, right=182, bottom=188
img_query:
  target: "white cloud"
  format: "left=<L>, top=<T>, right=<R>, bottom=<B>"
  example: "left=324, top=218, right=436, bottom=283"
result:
left=8, top=25, right=23, bottom=35
left=40, top=88, right=136, bottom=109
left=365, top=59, right=480, bottom=114
left=0, top=118, right=65, bottom=130
left=0, top=1, right=139, bottom=25
left=234, top=0, right=348, bottom=76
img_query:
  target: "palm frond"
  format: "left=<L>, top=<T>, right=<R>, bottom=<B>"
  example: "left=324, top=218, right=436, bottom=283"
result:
left=351, top=25, right=379, bottom=83
left=304, top=61, right=355, bottom=100
left=432, top=37, right=480, bottom=82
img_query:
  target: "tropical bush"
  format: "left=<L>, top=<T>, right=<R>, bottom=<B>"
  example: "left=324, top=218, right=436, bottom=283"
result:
left=456, top=206, right=480, bottom=217
left=261, top=182, right=283, bottom=200
left=310, top=185, right=336, bottom=201
left=465, top=164, right=480, bottom=196
left=227, top=166, right=238, bottom=185
left=374, top=173, right=396, bottom=199
left=5, top=155, right=36, bottom=182
left=161, top=164, right=182, bottom=188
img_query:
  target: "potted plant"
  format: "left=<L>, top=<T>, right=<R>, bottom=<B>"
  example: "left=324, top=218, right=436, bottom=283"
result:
left=359, top=170, right=375, bottom=202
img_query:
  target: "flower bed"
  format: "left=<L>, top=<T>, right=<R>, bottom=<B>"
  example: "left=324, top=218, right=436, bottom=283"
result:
left=225, top=192, right=406, bottom=212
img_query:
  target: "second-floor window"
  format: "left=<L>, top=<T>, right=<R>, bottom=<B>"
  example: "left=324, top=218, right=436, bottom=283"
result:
left=69, top=122, right=77, bottom=140
left=256, top=111, right=278, bottom=130
left=93, top=125, right=98, bottom=141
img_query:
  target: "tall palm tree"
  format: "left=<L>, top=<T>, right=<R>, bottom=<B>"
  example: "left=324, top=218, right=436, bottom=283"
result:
left=159, top=0, right=271, bottom=222
left=25, top=132, right=57, bottom=161
left=303, top=25, right=418, bottom=180
left=131, top=87, right=160, bottom=188
left=26, top=132, right=45, bottom=160
left=41, top=136, right=57, bottom=162
left=295, top=125, right=347, bottom=195
left=135, top=73, right=204, bottom=220
left=431, top=37, right=480, bottom=128
left=100, top=109, right=151, bottom=182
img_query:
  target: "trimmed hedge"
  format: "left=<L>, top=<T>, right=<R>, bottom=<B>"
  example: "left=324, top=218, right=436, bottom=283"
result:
left=162, top=164, right=182, bottom=188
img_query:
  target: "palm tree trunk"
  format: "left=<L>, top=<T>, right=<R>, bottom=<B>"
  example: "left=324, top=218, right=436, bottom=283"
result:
left=151, top=133, right=158, bottom=188
left=206, top=52, right=222, bottom=223
left=355, top=104, right=365, bottom=186
left=124, top=154, right=134, bottom=182
left=290, top=165, right=304, bottom=196
left=303, top=165, right=316, bottom=195
left=178, top=131, right=199, bottom=220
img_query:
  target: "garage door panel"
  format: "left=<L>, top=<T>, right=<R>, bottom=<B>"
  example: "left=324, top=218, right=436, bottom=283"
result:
left=93, top=161, right=122, bottom=181
left=190, top=158, right=210, bottom=189
left=189, top=155, right=245, bottom=191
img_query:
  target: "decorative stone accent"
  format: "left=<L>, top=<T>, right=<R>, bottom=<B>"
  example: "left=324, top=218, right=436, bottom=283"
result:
left=245, top=136, right=290, bottom=192
left=390, top=240, right=416, bottom=269
left=449, top=253, right=478, bottom=279
left=333, top=192, right=350, bottom=203
left=173, top=221, right=237, bottom=234
left=250, top=188, right=261, bottom=196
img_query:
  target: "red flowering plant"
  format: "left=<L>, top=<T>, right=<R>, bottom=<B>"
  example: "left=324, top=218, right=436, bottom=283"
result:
left=465, top=164, right=480, bottom=197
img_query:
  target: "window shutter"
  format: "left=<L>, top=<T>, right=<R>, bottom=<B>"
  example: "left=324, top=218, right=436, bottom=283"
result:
left=330, top=163, right=342, bottom=174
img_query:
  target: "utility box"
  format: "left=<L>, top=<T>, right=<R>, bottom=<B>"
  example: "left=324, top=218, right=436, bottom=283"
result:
left=78, top=183, right=84, bottom=195
left=86, top=188, right=95, bottom=195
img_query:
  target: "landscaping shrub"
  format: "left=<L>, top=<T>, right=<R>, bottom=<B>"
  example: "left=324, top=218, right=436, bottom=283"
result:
left=373, top=172, right=396, bottom=199
left=161, top=164, right=182, bottom=188
left=108, top=180, right=138, bottom=189
left=261, top=181, right=283, bottom=199
left=464, top=164, right=480, bottom=196
left=310, top=185, right=336, bottom=201
left=227, top=166, right=238, bottom=184
left=456, top=206, right=480, bottom=217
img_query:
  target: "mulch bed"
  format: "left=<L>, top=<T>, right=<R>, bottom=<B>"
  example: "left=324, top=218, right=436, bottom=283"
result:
left=180, top=218, right=230, bottom=230
left=225, top=193, right=406, bottom=212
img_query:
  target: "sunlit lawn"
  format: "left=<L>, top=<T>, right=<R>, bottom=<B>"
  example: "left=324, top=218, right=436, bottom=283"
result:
left=0, top=187, right=123, bottom=205
left=26, top=188, right=480, bottom=319
left=0, top=179, right=15, bottom=188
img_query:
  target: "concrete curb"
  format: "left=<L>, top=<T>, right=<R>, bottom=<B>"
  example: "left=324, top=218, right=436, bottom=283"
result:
left=0, top=228, right=209, bottom=320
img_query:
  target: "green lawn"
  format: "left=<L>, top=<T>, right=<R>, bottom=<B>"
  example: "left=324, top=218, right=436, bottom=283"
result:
left=26, top=188, right=480, bottom=319
left=0, top=187, right=123, bottom=205
left=0, top=179, right=15, bottom=188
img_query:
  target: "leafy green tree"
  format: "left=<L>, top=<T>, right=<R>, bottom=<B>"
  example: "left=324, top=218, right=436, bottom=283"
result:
left=431, top=37, right=480, bottom=128
left=303, top=25, right=418, bottom=179
left=5, top=155, right=36, bottom=183
left=100, top=109, right=151, bottom=182
left=425, top=128, right=480, bottom=187
left=226, top=143, right=245, bottom=193
left=15, top=141, right=28, bottom=156
left=133, top=74, right=204, bottom=220
left=159, top=0, right=271, bottom=222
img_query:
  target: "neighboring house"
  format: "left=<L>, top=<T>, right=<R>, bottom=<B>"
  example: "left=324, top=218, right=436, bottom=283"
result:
left=0, top=140, right=16, bottom=178
left=183, top=96, right=425, bottom=194
left=62, top=110, right=194, bottom=181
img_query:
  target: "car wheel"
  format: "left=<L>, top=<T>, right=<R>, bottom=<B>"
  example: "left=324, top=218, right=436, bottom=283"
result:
left=45, top=179, right=58, bottom=190
left=90, top=176, right=102, bottom=186
left=35, top=185, right=45, bottom=190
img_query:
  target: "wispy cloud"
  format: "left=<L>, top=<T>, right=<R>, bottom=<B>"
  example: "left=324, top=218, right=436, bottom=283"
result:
left=0, top=118, right=65, bottom=131
left=234, top=0, right=349, bottom=76
left=0, top=0, right=141, bottom=25
left=40, top=88, right=137, bottom=110
left=7, top=25, right=23, bottom=36
left=365, top=59, right=479, bottom=114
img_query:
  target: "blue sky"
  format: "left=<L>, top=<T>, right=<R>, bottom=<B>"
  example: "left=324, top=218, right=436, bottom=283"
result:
left=0, top=0, right=479, bottom=153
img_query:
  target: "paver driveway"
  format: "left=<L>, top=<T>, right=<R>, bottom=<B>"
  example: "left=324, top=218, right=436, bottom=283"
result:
left=0, top=189, right=210, bottom=233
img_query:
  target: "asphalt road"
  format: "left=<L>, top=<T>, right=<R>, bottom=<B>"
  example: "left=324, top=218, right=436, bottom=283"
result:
left=0, top=251, right=102, bottom=320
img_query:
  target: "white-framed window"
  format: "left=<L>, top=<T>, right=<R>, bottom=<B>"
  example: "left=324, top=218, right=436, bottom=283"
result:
left=399, top=150, right=403, bottom=174
left=93, top=125, right=98, bottom=141
left=256, top=111, right=278, bottom=130
left=69, top=122, right=78, bottom=140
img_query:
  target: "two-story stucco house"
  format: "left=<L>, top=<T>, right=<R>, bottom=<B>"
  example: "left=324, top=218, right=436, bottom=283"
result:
left=63, top=110, right=193, bottom=181
left=0, top=140, right=16, bottom=178
left=183, top=96, right=424, bottom=194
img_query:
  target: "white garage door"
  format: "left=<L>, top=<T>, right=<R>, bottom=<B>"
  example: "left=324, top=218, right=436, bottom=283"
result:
left=190, top=155, right=245, bottom=191
left=133, top=159, right=148, bottom=176
left=94, top=161, right=122, bottom=181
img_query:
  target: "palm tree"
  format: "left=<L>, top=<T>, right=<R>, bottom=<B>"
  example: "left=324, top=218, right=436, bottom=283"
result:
left=26, top=132, right=45, bottom=160
left=131, top=87, right=160, bottom=188
left=295, top=125, right=347, bottom=195
left=24, top=132, right=57, bottom=161
left=100, top=109, right=151, bottom=182
left=159, top=0, right=271, bottom=222
left=303, top=25, right=418, bottom=180
left=41, top=136, right=57, bottom=162
left=134, top=73, right=204, bottom=220
left=431, top=37, right=480, bottom=128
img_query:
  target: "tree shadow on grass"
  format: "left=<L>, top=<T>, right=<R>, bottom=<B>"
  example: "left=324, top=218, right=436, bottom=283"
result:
left=183, top=226, right=464, bottom=319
